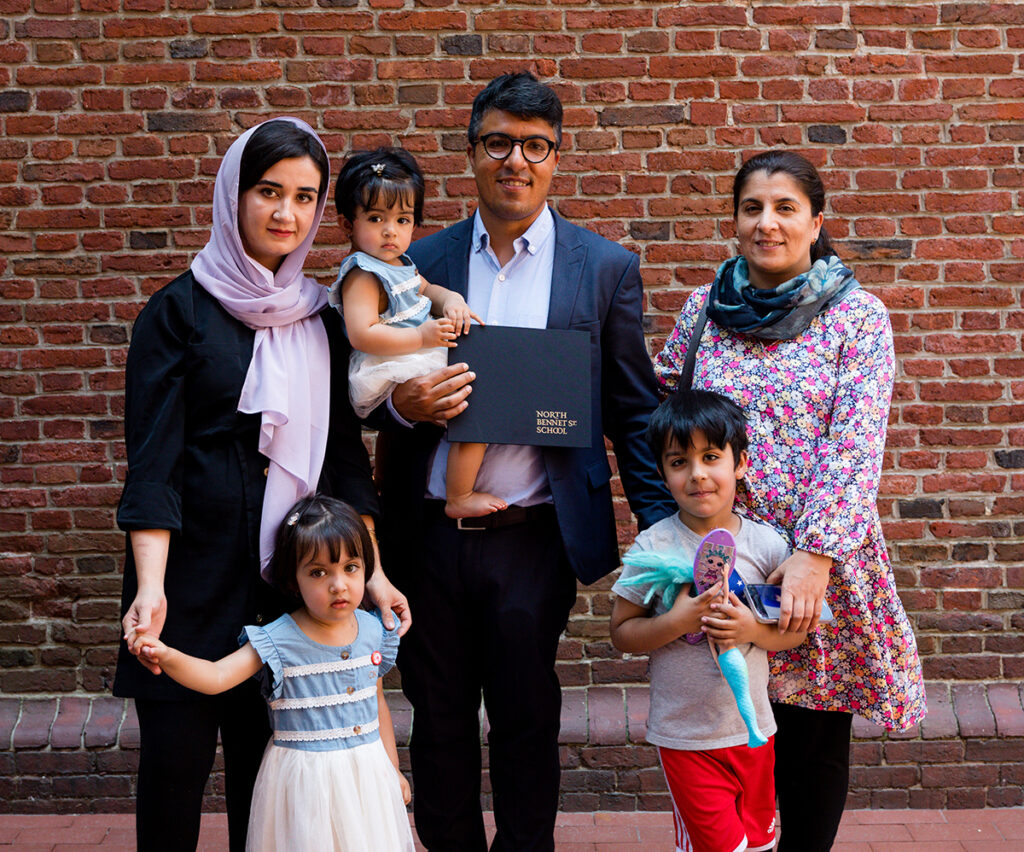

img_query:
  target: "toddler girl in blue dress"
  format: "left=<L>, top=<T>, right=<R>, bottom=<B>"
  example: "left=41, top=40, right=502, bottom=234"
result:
left=329, top=147, right=507, bottom=519
left=132, top=495, right=415, bottom=851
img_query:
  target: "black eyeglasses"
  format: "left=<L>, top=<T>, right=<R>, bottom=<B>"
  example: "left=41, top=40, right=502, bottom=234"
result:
left=474, top=132, right=558, bottom=164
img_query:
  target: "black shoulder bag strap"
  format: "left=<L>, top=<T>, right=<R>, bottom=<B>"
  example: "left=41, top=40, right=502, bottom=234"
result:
left=679, top=294, right=709, bottom=390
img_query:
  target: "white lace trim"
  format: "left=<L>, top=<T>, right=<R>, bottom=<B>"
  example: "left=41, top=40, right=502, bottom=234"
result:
left=283, top=655, right=374, bottom=678
left=389, top=273, right=420, bottom=296
left=381, top=295, right=430, bottom=326
left=270, top=684, right=376, bottom=711
left=274, top=717, right=380, bottom=743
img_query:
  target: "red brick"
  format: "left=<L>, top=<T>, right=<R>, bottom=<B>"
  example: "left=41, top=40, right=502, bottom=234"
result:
left=985, top=683, right=1024, bottom=737
left=375, top=59, right=463, bottom=80
left=922, top=763, right=1001, bottom=789
left=926, top=54, right=1016, bottom=75
left=12, top=700, right=57, bottom=749
left=626, top=30, right=670, bottom=54
left=850, top=764, right=921, bottom=788
left=0, top=699, right=20, bottom=750
left=951, top=684, right=998, bottom=736
left=84, top=697, right=125, bottom=748
left=649, top=55, right=736, bottom=78
left=379, top=10, right=468, bottom=31
left=194, top=60, right=281, bottom=82
left=561, top=58, right=647, bottom=80
left=587, top=687, right=626, bottom=746
left=103, top=17, right=187, bottom=38
left=191, top=13, right=278, bottom=34
left=104, top=63, right=189, bottom=85
left=49, top=698, right=91, bottom=749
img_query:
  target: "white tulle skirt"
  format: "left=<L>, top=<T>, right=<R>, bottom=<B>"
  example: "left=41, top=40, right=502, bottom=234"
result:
left=246, top=739, right=414, bottom=852
left=348, top=345, right=448, bottom=419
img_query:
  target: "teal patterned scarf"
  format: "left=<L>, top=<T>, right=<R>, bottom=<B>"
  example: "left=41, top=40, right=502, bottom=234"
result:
left=706, top=255, right=860, bottom=340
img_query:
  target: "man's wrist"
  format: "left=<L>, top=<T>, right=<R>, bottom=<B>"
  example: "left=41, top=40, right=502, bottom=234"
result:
left=386, top=393, right=415, bottom=428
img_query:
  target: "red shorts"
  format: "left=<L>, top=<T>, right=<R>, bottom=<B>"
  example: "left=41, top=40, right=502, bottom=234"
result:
left=659, top=738, right=776, bottom=852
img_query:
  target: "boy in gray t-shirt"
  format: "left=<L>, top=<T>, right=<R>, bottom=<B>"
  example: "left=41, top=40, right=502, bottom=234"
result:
left=611, top=390, right=807, bottom=852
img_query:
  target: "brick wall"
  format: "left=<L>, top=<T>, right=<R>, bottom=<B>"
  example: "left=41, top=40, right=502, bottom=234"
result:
left=1, top=0, right=1022, bottom=813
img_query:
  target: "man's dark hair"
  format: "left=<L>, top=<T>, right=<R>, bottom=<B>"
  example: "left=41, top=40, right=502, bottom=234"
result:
left=468, top=72, right=563, bottom=148
left=646, top=389, right=749, bottom=474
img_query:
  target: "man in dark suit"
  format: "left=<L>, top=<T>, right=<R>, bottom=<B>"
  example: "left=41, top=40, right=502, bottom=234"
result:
left=377, top=72, right=674, bottom=852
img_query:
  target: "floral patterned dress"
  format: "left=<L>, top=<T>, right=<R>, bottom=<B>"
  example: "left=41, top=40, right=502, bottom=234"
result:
left=655, top=283, right=926, bottom=731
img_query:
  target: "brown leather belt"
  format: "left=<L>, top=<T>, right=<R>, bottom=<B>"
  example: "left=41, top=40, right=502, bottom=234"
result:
left=424, top=499, right=556, bottom=531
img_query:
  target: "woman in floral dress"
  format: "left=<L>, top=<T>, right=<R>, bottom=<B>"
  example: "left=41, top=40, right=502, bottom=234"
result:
left=655, top=151, right=925, bottom=851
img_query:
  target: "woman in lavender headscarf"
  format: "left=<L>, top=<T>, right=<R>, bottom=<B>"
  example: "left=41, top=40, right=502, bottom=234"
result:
left=113, top=118, right=410, bottom=852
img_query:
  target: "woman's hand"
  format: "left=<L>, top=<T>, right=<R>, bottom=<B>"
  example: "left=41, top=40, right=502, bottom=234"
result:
left=419, top=317, right=458, bottom=349
left=365, top=569, right=412, bottom=637
left=766, top=550, right=832, bottom=634
left=702, top=592, right=757, bottom=651
left=123, top=529, right=171, bottom=674
left=122, top=587, right=168, bottom=675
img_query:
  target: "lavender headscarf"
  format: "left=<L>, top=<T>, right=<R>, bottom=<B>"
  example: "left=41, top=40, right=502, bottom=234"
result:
left=191, top=117, right=330, bottom=575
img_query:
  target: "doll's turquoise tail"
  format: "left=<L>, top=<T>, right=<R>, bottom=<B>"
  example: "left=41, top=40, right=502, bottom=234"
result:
left=718, top=647, right=768, bottom=748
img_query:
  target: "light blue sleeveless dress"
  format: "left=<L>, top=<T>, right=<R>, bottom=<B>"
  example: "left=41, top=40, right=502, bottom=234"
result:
left=329, top=251, right=447, bottom=418
left=241, top=609, right=413, bottom=851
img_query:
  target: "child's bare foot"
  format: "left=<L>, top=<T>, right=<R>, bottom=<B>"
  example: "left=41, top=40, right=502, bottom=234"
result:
left=445, top=492, right=507, bottom=519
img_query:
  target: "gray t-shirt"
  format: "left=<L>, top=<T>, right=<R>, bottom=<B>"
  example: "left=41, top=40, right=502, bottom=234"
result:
left=612, top=513, right=790, bottom=751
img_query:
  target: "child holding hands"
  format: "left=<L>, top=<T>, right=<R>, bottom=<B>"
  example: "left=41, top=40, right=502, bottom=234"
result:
left=133, top=495, right=414, bottom=852
left=330, top=147, right=504, bottom=518
left=610, top=390, right=808, bottom=852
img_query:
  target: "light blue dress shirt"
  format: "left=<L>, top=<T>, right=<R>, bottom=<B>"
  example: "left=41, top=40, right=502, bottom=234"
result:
left=424, top=207, right=557, bottom=506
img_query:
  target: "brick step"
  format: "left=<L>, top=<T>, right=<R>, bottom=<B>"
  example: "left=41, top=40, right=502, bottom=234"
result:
left=2, top=681, right=1022, bottom=813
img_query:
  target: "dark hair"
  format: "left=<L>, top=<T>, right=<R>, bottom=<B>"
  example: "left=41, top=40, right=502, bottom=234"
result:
left=732, top=150, right=837, bottom=262
left=268, top=494, right=375, bottom=604
left=468, top=72, right=563, bottom=148
left=238, top=119, right=330, bottom=200
left=334, top=147, right=425, bottom=226
left=646, top=389, right=749, bottom=475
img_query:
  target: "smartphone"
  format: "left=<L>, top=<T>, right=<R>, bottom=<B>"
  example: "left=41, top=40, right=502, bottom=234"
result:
left=743, top=583, right=834, bottom=625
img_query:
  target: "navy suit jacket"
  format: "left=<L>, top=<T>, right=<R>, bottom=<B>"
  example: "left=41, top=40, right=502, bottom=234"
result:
left=378, top=209, right=674, bottom=584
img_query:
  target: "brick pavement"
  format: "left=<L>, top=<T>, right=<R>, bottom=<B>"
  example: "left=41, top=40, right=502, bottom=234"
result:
left=0, top=809, right=1022, bottom=851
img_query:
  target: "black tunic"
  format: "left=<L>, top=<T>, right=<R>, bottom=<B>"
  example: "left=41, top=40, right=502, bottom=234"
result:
left=113, top=271, right=378, bottom=700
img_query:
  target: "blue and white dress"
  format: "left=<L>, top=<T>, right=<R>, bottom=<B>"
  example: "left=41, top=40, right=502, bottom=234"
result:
left=241, top=609, right=413, bottom=851
left=329, top=250, right=447, bottom=418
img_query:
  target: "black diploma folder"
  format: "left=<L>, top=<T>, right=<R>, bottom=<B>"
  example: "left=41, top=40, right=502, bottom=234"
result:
left=446, top=325, right=591, bottom=448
